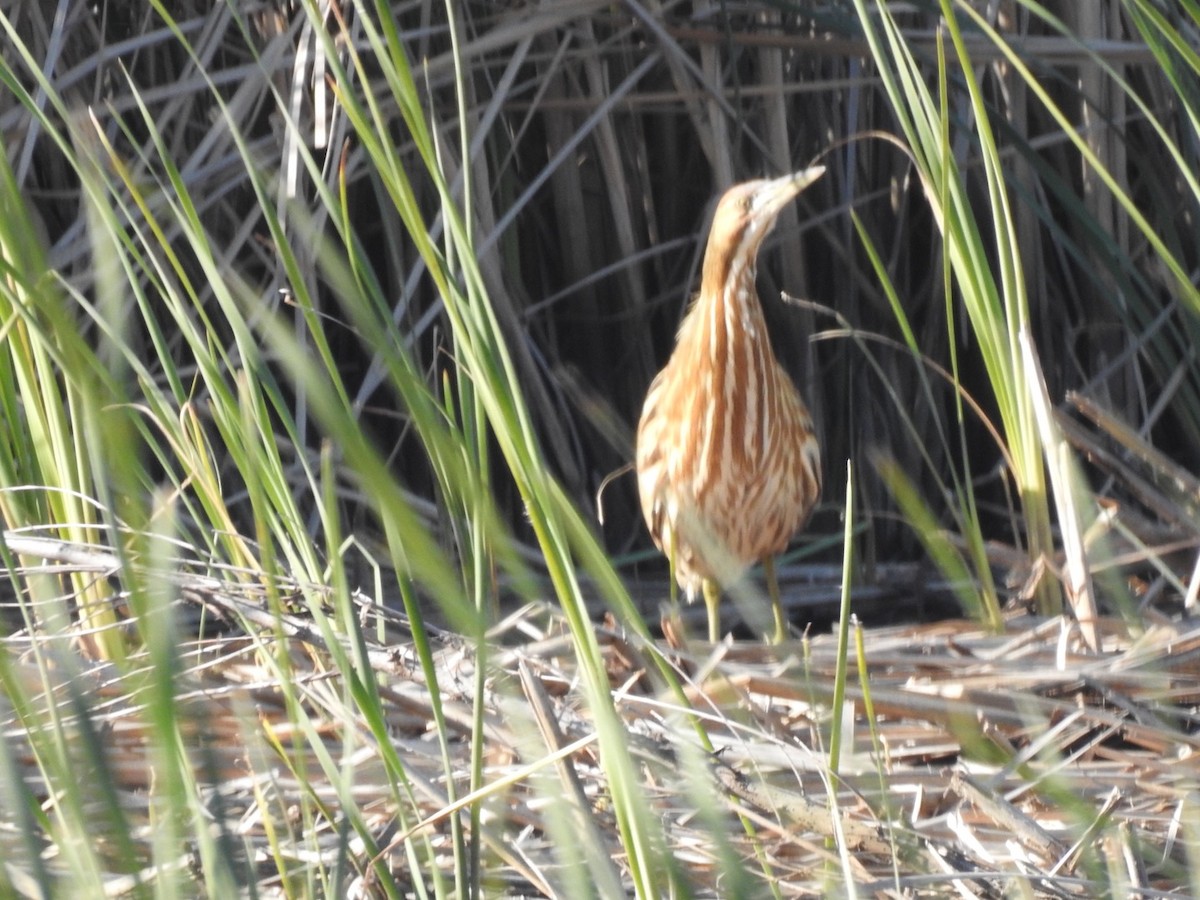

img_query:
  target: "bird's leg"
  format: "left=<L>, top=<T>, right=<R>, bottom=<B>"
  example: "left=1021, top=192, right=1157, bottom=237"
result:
left=659, top=529, right=685, bottom=645
left=702, top=578, right=721, bottom=643
left=763, top=556, right=787, bottom=644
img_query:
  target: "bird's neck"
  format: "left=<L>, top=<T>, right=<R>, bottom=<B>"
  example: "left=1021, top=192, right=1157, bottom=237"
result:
left=678, top=257, right=773, bottom=471
left=697, top=258, right=768, bottom=348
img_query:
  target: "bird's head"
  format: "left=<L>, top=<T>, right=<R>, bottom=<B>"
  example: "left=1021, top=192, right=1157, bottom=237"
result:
left=702, top=166, right=825, bottom=289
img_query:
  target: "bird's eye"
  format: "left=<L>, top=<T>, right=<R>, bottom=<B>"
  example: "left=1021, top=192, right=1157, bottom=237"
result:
left=739, top=196, right=752, bottom=213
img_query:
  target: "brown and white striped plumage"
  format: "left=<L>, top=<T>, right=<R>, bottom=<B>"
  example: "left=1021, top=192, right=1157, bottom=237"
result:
left=636, top=169, right=823, bottom=642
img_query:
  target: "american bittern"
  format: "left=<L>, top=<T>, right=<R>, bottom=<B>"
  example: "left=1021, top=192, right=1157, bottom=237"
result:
left=636, top=168, right=824, bottom=643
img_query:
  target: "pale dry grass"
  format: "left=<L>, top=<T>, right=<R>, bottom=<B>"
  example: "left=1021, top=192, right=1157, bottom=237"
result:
left=4, top=531, right=1198, bottom=896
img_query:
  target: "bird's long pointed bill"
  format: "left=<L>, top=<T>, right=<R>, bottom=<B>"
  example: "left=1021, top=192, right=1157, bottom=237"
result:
left=755, top=165, right=826, bottom=218
left=786, top=165, right=826, bottom=192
